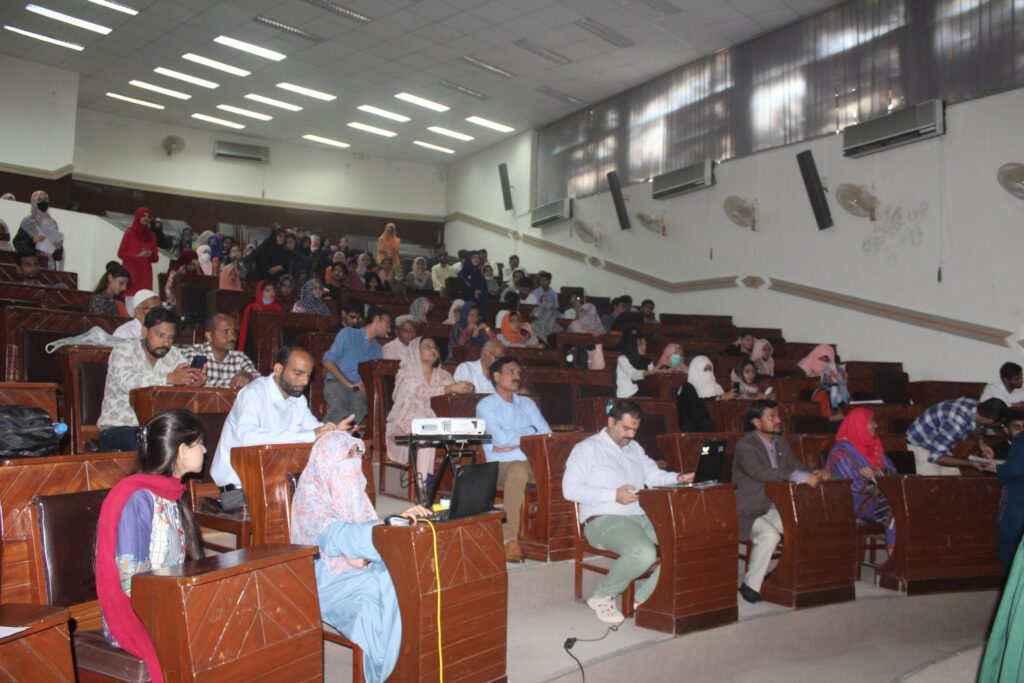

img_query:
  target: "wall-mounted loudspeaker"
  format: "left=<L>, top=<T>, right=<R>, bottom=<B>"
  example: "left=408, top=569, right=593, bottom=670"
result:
left=796, top=150, right=833, bottom=230
left=498, top=163, right=514, bottom=211
left=606, top=171, right=631, bottom=230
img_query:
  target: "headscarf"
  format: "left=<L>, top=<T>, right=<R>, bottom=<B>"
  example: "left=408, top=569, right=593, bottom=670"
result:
left=276, top=274, right=295, bottom=298
left=531, top=298, right=559, bottom=342
left=297, top=278, right=329, bottom=315
left=796, top=344, right=836, bottom=378
left=410, top=257, right=429, bottom=284
left=730, top=359, right=761, bottom=397
left=196, top=230, right=213, bottom=248
left=323, top=263, right=344, bottom=288
left=238, top=279, right=283, bottom=352
left=127, top=206, right=151, bottom=238
left=751, top=338, right=775, bottom=376
left=29, top=190, right=61, bottom=234
left=0, top=219, right=11, bottom=251
left=289, top=431, right=373, bottom=575
left=657, top=342, right=685, bottom=371
left=377, top=223, right=401, bottom=264
left=356, top=253, right=371, bottom=277
left=218, top=263, right=242, bottom=291
left=687, top=355, right=724, bottom=398
left=343, top=257, right=364, bottom=289
left=252, top=227, right=290, bottom=279
left=500, top=312, right=525, bottom=344
left=444, top=299, right=464, bottom=324
left=385, top=337, right=452, bottom=466
left=619, top=330, right=649, bottom=371
left=835, top=407, right=885, bottom=468
left=409, top=297, right=432, bottom=323
left=195, top=245, right=213, bottom=275
left=169, top=248, right=197, bottom=275
left=568, top=303, right=604, bottom=334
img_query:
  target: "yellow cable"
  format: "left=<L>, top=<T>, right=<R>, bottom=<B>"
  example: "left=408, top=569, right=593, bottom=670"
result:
left=419, top=518, right=443, bottom=682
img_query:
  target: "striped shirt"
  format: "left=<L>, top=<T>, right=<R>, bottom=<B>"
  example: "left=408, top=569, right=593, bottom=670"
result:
left=906, top=397, right=979, bottom=459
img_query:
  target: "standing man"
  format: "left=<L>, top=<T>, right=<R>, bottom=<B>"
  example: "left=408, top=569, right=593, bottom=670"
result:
left=431, top=252, right=455, bottom=294
left=453, top=340, right=505, bottom=393
left=323, top=306, right=390, bottom=424
left=563, top=399, right=694, bottom=624
left=475, top=357, right=551, bottom=562
left=906, top=397, right=1006, bottom=475
left=180, top=313, right=258, bottom=388
left=733, top=400, right=827, bottom=604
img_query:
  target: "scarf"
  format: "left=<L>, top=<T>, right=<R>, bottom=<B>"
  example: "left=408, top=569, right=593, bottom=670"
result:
left=797, top=344, right=836, bottom=378
left=687, top=355, right=724, bottom=398
left=238, top=279, right=283, bottom=351
left=444, top=299, right=465, bottom=325
left=531, top=300, right=559, bottom=342
left=29, top=190, right=62, bottom=235
left=657, top=343, right=684, bottom=370
left=195, top=245, right=213, bottom=275
left=127, top=207, right=151, bottom=239
left=751, top=338, right=774, bottom=376
left=377, top=227, right=400, bottom=262
left=409, top=297, right=432, bottom=323
left=835, top=407, right=885, bottom=468
left=168, top=249, right=197, bottom=275
left=218, top=264, right=242, bottom=291
left=501, top=313, right=525, bottom=344
left=568, top=303, right=604, bottom=334
left=96, top=473, right=186, bottom=683
left=297, top=278, right=329, bottom=315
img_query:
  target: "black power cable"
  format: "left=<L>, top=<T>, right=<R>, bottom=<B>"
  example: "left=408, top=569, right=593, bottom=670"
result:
left=563, top=624, right=619, bottom=682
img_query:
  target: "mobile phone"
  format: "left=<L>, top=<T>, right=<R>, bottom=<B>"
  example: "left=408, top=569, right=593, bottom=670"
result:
left=732, top=382, right=740, bottom=392
left=764, top=386, right=775, bottom=395
left=190, top=355, right=207, bottom=369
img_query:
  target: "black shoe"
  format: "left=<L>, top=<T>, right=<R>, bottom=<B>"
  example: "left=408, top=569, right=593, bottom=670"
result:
left=739, top=583, right=762, bottom=604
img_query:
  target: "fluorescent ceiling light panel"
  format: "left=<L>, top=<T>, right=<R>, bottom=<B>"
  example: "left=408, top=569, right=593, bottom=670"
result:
left=301, top=0, right=371, bottom=24
left=191, top=113, right=245, bottom=129
left=414, top=141, right=455, bottom=154
left=3, top=24, right=83, bottom=50
left=513, top=38, right=571, bottom=65
left=465, top=116, right=514, bottom=133
left=276, top=82, right=336, bottom=101
left=154, top=67, right=218, bottom=89
left=130, top=80, right=190, bottom=99
left=357, top=105, right=409, bottom=122
left=347, top=122, right=397, bottom=137
left=106, top=92, right=164, bottom=109
left=303, top=134, right=350, bottom=148
left=439, top=79, right=490, bottom=101
left=182, top=53, right=249, bottom=77
left=394, top=92, right=448, bottom=112
left=87, top=0, right=137, bottom=15
left=25, top=4, right=112, bottom=34
left=574, top=17, right=635, bottom=49
left=217, top=104, right=272, bottom=121
left=537, top=85, right=583, bottom=106
left=245, top=93, right=302, bottom=111
left=428, top=126, right=473, bottom=141
left=461, top=56, right=516, bottom=78
left=253, top=16, right=324, bottom=42
left=214, top=35, right=286, bottom=61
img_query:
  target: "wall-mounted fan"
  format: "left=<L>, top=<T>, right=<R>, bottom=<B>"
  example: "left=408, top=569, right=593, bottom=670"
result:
left=570, top=220, right=602, bottom=247
left=835, top=184, right=880, bottom=221
left=161, top=135, right=186, bottom=156
left=635, top=210, right=669, bottom=236
left=723, top=196, right=757, bottom=231
left=997, top=163, right=1024, bottom=200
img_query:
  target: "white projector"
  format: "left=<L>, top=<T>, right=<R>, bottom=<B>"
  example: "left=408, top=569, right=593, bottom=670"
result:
left=411, top=418, right=486, bottom=436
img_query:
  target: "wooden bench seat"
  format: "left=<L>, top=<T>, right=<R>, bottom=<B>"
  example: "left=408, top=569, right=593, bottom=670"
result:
left=1, top=306, right=122, bottom=383
left=0, top=283, right=92, bottom=311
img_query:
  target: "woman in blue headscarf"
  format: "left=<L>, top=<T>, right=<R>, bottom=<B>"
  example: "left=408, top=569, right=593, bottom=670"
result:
left=447, top=302, right=494, bottom=361
left=457, top=250, right=488, bottom=311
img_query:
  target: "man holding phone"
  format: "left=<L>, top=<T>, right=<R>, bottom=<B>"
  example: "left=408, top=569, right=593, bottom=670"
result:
left=180, top=313, right=258, bottom=389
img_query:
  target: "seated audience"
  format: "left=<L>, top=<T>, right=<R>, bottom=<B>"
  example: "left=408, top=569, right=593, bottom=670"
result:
left=277, top=273, right=296, bottom=299
left=406, top=257, right=433, bottom=291
left=292, top=278, right=330, bottom=315
left=568, top=303, right=605, bottom=335
left=563, top=399, right=693, bottom=623
left=751, top=338, right=775, bottom=377
left=211, top=345, right=355, bottom=504
left=457, top=251, right=488, bottom=305
left=386, top=338, right=473, bottom=485
left=148, top=216, right=173, bottom=250
left=95, top=409, right=205, bottom=681
left=601, top=297, right=630, bottom=332
left=98, top=307, right=205, bottom=451
left=218, top=262, right=243, bottom=291
left=530, top=299, right=560, bottom=345
left=87, top=261, right=130, bottom=317
left=501, top=254, right=522, bottom=283
left=355, top=252, right=372, bottom=280
left=655, top=342, right=686, bottom=372
left=723, top=333, right=755, bottom=357
left=526, top=270, right=559, bottom=311
left=443, top=299, right=465, bottom=324
left=180, top=313, right=258, bottom=389
left=251, top=227, right=290, bottom=281
left=377, top=222, right=401, bottom=263
left=323, top=307, right=391, bottom=424
left=238, top=280, right=282, bottom=356
left=677, top=356, right=736, bottom=432
left=640, top=299, right=657, bottom=324
left=11, top=252, right=55, bottom=287
left=164, top=250, right=198, bottom=307
left=501, top=268, right=525, bottom=300
left=290, top=431, right=427, bottom=683
left=448, top=302, right=494, bottom=360
left=409, top=296, right=432, bottom=323
left=426, top=242, right=444, bottom=268
left=377, top=256, right=393, bottom=282
left=476, top=357, right=551, bottom=563
left=195, top=244, right=213, bottom=275
left=734, top=400, right=826, bottom=603
left=382, top=316, right=417, bottom=361
left=175, top=226, right=195, bottom=255
left=364, top=271, right=384, bottom=292
left=17, top=190, right=64, bottom=268
left=563, top=293, right=583, bottom=320
left=906, top=397, right=1005, bottom=475
left=343, top=257, right=365, bottom=290
left=0, top=218, right=12, bottom=251
left=731, top=359, right=770, bottom=399
left=323, top=261, right=347, bottom=300
left=118, top=207, right=159, bottom=295
left=616, top=331, right=656, bottom=398
left=826, top=407, right=897, bottom=550
left=982, top=362, right=1024, bottom=408
left=291, top=235, right=313, bottom=285
left=483, top=264, right=500, bottom=296
left=499, top=310, right=542, bottom=348
left=340, top=298, right=365, bottom=328
left=792, top=343, right=836, bottom=378
left=495, top=291, right=518, bottom=329
left=454, top=340, right=505, bottom=393
left=478, top=248, right=491, bottom=272
left=386, top=263, right=408, bottom=294
left=997, top=410, right=1024, bottom=571
left=112, top=289, right=160, bottom=340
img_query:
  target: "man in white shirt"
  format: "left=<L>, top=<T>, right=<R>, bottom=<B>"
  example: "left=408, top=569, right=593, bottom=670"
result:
left=211, top=345, right=354, bottom=509
left=563, top=399, right=693, bottom=624
left=981, top=363, right=1024, bottom=408
left=112, top=289, right=160, bottom=340
left=381, top=316, right=417, bottom=361
left=453, top=340, right=505, bottom=393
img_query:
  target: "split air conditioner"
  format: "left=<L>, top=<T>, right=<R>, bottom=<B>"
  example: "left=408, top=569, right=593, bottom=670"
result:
left=213, top=140, right=270, bottom=163
left=652, top=159, right=715, bottom=199
left=530, top=197, right=573, bottom=227
left=842, top=100, right=945, bottom=158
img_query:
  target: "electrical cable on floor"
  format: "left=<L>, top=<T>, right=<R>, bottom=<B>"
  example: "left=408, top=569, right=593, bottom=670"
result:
left=563, top=624, right=619, bottom=682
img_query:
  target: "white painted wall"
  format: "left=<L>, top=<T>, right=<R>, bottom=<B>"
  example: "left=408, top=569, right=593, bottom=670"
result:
left=446, top=88, right=1024, bottom=382
left=0, top=56, right=78, bottom=173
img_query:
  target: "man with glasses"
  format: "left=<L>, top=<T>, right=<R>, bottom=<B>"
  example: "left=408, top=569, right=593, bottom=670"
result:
left=453, top=340, right=506, bottom=394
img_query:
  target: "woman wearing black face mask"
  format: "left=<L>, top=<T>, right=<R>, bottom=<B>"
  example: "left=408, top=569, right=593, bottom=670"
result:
left=16, top=190, right=64, bottom=268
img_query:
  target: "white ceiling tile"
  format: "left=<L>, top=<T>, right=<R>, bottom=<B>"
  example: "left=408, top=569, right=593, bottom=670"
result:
left=408, top=0, right=466, bottom=21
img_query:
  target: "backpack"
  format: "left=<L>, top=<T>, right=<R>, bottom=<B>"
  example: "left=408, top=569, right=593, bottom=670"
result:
left=564, top=345, right=590, bottom=369
left=0, top=405, right=62, bottom=458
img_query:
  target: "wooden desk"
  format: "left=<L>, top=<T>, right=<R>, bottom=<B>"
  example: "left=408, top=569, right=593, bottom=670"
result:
left=876, top=476, right=1003, bottom=594
left=655, top=432, right=746, bottom=477
left=760, top=480, right=857, bottom=608
left=1, top=306, right=122, bottom=383
left=636, top=485, right=738, bottom=634
left=576, top=397, right=677, bottom=463
left=0, top=383, right=59, bottom=422
left=0, top=604, right=74, bottom=682
left=373, top=512, right=507, bottom=683
left=250, top=311, right=338, bottom=375
left=643, top=372, right=687, bottom=400
left=520, top=433, right=588, bottom=562
left=0, top=266, right=76, bottom=290
left=0, top=284, right=91, bottom=312
left=906, top=381, right=984, bottom=406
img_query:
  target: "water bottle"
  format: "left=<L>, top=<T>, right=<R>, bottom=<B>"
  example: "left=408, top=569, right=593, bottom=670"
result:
left=53, top=422, right=68, bottom=437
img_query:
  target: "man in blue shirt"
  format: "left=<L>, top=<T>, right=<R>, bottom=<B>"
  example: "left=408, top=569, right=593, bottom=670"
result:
left=476, top=356, right=551, bottom=563
left=323, top=306, right=391, bottom=424
left=906, top=397, right=1005, bottom=475
left=527, top=270, right=560, bottom=314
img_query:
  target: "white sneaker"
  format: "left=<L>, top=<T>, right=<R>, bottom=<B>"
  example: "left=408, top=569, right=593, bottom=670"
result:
left=587, top=595, right=624, bottom=624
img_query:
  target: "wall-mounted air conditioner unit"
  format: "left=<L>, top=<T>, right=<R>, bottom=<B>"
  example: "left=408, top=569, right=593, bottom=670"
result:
left=213, top=141, right=270, bottom=163
left=842, top=100, right=944, bottom=158
left=530, top=198, right=573, bottom=227
left=652, top=159, right=715, bottom=199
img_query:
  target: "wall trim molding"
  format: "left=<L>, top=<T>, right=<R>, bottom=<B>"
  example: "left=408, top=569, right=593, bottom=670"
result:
left=0, top=162, right=73, bottom=180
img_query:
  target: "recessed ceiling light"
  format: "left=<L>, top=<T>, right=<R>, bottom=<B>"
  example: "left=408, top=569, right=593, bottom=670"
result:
left=129, top=80, right=190, bottom=100
left=537, top=85, right=584, bottom=106
left=25, top=4, right=112, bottom=34
left=639, top=0, right=681, bottom=15
left=276, top=82, right=336, bottom=101
left=347, top=122, right=397, bottom=137
left=217, top=104, right=272, bottom=121
left=106, top=92, right=164, bottom=109
left=182, top=53, right=250, bottom=77
left=3, top=25, right=83, bottom=50
left=439, top=80, right=490, bottom=101
left=154, top=67, right=218, bottom=89
left=301, top=0, right=371, bottom=24
left=428, top=126, right=474, bottom=142
left=87, top=0, right=137, bottom=15
left=414, top=141, right=455, bottom=154
left=513, top=38, right=571, bottom=66
left=253, top=16, right=324, bottom=42
left=461, top=56, right=516, bottom=79
left=465, top=116, right=514, bottom=133
left=303, top=134, right=350, bottom=149
left=574, top=17, right=635, bottom=49
left=394, top=92, right=449, bottom=112
left=214, top=35, right=286, bottom=61
left=357, top=105, right=409, bottom=122
left=245, top=93, right=302, bottom=111
left=191, top=113, right=245, bottom=129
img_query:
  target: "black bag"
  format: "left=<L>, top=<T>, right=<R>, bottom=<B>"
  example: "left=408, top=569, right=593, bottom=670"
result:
left=564, top=345, right=590, bottom=369
left=0, top=405, right=61, bottom=458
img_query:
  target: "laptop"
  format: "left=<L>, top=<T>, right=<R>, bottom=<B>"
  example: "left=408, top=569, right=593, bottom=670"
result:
left=424, top=461, right=499, bottom=522
left=679, top=440, right=726, bottom=487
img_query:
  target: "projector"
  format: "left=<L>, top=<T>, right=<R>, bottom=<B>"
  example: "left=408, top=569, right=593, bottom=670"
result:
left=411, top=418, right=486, bottom=436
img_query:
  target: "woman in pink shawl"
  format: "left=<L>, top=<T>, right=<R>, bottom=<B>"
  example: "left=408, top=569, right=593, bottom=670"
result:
left=384, top=338, right=473, bottom=487
left=218, top=263, right=242, bottom=291
left=794, top=344, right=836, bottom=378
left=655, top=342, right=686, bottom=372
left=568, top=303, right=604, bottom=334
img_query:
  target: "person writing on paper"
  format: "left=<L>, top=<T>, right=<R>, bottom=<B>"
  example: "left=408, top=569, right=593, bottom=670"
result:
left=118, top=207, right=159, bottom=296
left=905, top=397, right=1006, bottom=475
